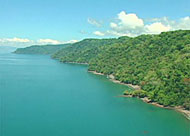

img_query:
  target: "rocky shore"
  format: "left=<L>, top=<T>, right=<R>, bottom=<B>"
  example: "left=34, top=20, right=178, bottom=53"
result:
left=64, top=62, right=88, bottom=65
left=89, top=70, right=190, bottom=120
left=117, top=94, right=190, bottom=120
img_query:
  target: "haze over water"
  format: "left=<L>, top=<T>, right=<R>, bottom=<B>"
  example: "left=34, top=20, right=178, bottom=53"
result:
left=0, top=52, right=189, bottom=136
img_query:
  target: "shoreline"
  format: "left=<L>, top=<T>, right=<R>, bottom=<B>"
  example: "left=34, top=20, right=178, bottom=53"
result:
left=64, top=61, right=89, bottom=65
left=118, top=95, right=190, bottom=120
left=88, top=70, right=190, bottom=120
left=88, top=71, right=141, bottom=89
left=108, top=74, right=141, bottom=90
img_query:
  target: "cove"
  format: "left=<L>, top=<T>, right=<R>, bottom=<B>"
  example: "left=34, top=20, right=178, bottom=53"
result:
left=0, top=53, right=190, bottom=136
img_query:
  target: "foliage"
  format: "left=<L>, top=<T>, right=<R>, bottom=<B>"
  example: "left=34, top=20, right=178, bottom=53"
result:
left=52, top=37, right=131, bottom=63
left=124, top=90, right=148, bottom=98
left=14, top=30, right=190, bottom=109
left=14, top=44, right=70, bottom=55
left=88, top=30, right=190, bottom=108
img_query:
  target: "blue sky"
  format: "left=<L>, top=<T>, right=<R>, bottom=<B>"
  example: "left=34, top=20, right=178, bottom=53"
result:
left=0, top=0, right=190, bottom=47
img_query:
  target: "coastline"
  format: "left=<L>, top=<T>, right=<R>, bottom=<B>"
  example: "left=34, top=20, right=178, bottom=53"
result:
left=64, top=62, right=89, bottom=65
left=108, top=74, right=141, bottom=90
left=88, top=70, right=190, bottom=120
left=119, top=95, right=190, bottom=120
left=88, top=71, right=141, bottom=89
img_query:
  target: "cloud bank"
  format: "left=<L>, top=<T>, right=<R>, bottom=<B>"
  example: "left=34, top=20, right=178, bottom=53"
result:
left=93, top=11, right=190, bottom=37
left=0, top=38, right=78, bottom=47
left=93, top=31, right=105, bottom=36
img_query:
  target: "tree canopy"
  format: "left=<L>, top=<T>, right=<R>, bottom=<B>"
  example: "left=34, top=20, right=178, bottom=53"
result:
left=14, top=44, right=71, bottom=55
left=15, top=30, right=190, bottom=109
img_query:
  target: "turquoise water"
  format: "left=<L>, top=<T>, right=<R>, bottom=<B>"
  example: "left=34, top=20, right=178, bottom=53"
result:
left=0, top=53, right=190, bottom=136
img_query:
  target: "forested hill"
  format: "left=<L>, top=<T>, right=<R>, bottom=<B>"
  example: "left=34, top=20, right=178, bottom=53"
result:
left=88, top=30, right=190, bottom=109
left=14, top=30, right=190, bottom=109
left=52, top=37, right=130, bottom=63
left=14, top=44, right=71, bottom=55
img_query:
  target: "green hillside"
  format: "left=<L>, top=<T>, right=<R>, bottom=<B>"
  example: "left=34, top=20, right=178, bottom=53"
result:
left=14, top=44, right=71, bottom=55
left=52, top=37, right=130, bottom=63
left=88, top=30, right=190, bottom=109
left=14, top=30, right=190, bottom=109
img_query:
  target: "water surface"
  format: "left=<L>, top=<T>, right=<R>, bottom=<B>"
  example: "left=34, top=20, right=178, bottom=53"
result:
left=0, top=53, right=189, bottom=136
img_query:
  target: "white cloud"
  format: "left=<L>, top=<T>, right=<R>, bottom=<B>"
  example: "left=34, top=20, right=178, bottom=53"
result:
left=93, top=31, right=105, bottom=36
left=64, top=40, right=78, bottom=43
left=147, top=16, right=190, bottom=30
left=117, top=11, right=144, bottom=29
left=145, top=22, right=171, bottom=34
left=37, top=39, right=61, bottom=44
left=0, top=37, right=31, bottom=43
left=110, top=22, right=118, bottom=29
left=106, top=30, right=124, bottom=36
left=94, top=11, right=146, bottom=37
left=0, top=37, right=32, bottom=47
left=0, top=37, right=78, bottom=47
left=106, top=30, right=137, bottom=37
left=38, top=39, right=78, bottom=45
left=174, top=16, right=190, bottom=30
left=87, top=18, right=103, bottom=27
left=92, top=11, right=190, bottom=37
left=6, top=37, right=31, bottom=43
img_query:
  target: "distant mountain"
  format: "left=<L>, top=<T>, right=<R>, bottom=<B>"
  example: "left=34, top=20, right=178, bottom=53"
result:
left=0, top=46, right=17, bottom=54
left=14, top=44, right=71, bottom=55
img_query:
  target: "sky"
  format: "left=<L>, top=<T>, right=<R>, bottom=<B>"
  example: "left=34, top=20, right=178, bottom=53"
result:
left=0, top=0, right=190, bottom=47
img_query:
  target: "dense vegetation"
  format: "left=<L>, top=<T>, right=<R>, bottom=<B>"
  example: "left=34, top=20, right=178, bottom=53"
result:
left=52, top=38, right=130, bottom=63
left=15, top=30, right=190, bottom=110
left=88, top=30, right=190, bottom=109
left=14, top=44, right=70, bottom=55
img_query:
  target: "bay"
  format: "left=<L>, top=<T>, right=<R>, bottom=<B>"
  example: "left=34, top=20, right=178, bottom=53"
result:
left=0, top=53, right=189, bottom=136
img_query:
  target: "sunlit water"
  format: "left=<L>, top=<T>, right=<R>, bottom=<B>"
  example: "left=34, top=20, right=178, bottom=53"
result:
left=0, top=53, right=189, bottom=136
